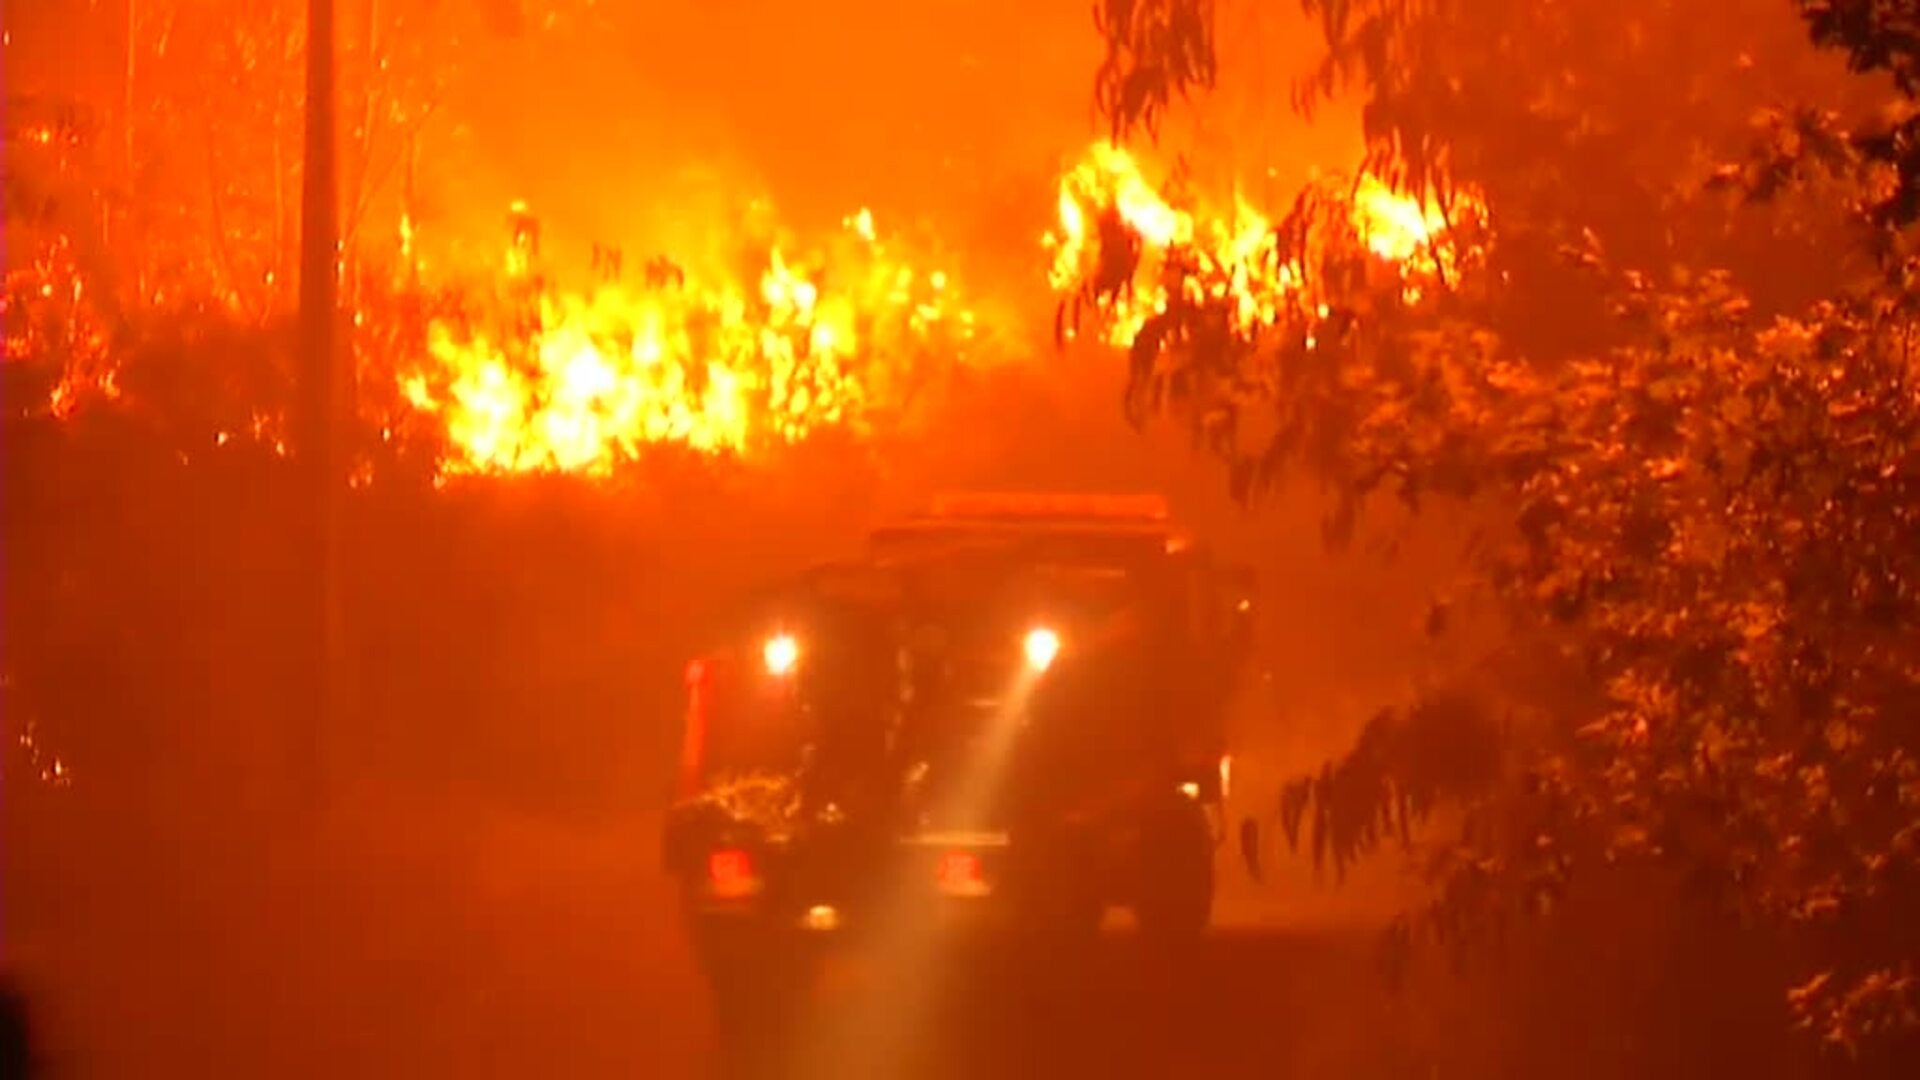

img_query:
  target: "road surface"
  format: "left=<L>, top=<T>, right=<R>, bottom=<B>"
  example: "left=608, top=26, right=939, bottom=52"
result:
left=9, top=798, right=1409, bottom=1080
left=711, top=925, right=1400, bottom=1080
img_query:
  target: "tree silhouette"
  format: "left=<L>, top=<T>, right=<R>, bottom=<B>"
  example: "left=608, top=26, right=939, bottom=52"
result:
left=1085, top=0, right=1920, bottom=1056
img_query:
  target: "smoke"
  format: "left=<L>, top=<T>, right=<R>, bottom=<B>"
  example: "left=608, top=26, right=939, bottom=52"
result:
left=420, top=1, right=1360, bottom=283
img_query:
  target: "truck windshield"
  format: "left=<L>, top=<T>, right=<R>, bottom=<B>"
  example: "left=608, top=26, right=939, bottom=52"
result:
left=869, top=523, right=1170, bottom=565
left=907, top=557, right=1142, bottom=626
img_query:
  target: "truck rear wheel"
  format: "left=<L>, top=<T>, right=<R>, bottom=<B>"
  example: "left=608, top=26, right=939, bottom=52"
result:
left=1133, top=795, right=1215, bottom=943
left=1004, top=822, right=1105, bottom=942
left=688, top=917, right=812, bottom=1041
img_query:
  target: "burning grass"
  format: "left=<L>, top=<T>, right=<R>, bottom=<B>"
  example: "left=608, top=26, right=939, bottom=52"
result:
left=7, top=143, right=1488, bottom=485
left=6, top=198, right=991, bottom=479
left=399, top=205, right=985, bottom=475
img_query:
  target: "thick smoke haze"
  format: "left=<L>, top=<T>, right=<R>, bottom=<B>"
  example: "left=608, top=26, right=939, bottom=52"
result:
left=428, top=1, right=1361, bottom=281
left=1, top=4, right=1458, bottom=1077
left=4, top=1, right=1362, bottom=307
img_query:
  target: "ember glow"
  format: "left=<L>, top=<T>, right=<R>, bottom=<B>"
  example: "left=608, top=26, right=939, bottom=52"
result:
left=4, top=236, right=114, bottom=419
left=1044, top=142, right=1487, bottom=347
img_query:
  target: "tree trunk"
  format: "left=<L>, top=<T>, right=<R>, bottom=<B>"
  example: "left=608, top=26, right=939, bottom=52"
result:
left=297, top=0, right=344, bottom=821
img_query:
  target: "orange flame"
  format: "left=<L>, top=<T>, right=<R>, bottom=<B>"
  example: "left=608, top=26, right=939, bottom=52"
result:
left=5, top=196, right=983, bottom=475
left=403, top=206, right=979, bottom=476
left=1044, top=142, right=1486, bottom=346
left=11, top=145, right=1481, bottom=480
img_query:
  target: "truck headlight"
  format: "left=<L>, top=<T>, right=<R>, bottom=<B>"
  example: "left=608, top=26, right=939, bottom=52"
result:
left=1022, top=626, right=1061, bottom=673
left=763, top=633, right=800, bottom=676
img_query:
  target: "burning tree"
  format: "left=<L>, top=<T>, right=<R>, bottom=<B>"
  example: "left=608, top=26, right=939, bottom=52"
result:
left=3, top=1, right=999, bottom=478
left=1065, top=0, right=1920, bottom=1063
left=0, top=0, right=596, bottom=329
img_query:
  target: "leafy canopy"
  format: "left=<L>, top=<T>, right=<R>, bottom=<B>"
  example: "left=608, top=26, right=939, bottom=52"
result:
left=1083, top=0, right=1920, bottom=1055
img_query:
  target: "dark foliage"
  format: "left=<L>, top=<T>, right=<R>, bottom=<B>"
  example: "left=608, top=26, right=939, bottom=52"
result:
left=1082, top=0, right=1920, bottom=1060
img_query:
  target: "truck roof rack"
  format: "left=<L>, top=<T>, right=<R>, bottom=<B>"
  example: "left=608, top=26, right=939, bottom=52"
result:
left=858, top=492, right=1194, bottom=564
left=922, top=491, right=1172, bottom=524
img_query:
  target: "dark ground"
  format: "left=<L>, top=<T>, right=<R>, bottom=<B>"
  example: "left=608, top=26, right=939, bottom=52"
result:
left=6, top=795, right=1397, bottom=1080
left=719, top=927, right=1401, bottom=1080
left=0, top=411, right=1863, bottom=1080
left=0, top=787, right=1834, bottom=1080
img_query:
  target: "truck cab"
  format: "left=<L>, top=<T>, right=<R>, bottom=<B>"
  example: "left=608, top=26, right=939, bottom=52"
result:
left=663, top=492, right=1257, bottom=1009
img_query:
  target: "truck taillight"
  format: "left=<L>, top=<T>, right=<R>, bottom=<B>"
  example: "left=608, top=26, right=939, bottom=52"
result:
left=935, top=851, right=987, bottom=896
left=707, top=848, right=757, bottom=897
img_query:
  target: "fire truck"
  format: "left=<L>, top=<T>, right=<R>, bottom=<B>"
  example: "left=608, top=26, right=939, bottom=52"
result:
left=661, top=492, right=1256, bottom=1006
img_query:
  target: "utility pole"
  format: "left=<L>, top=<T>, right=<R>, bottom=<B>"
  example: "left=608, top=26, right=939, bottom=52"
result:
left=120, top=0, right=136, bottom=257
left=297, top=0, right=342, bottom=821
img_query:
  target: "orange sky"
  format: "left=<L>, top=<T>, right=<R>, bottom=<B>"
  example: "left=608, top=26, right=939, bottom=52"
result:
left=3, top=0, right=1363, bottom=316
left=427, top=0, right=1362, bottom=280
